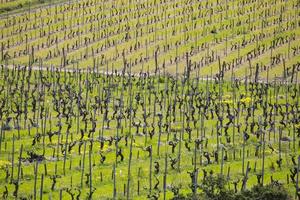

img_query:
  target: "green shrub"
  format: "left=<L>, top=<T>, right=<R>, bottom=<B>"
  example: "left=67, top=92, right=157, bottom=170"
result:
left=174, top=175, right=291, bottom=200
left=245, top=183, right=291, bottom=200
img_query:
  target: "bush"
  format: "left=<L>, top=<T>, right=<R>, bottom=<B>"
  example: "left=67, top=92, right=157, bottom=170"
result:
left=174, top=175, right=291, bottom=200
left=244, top=183, right=291, bottom=200
left=199, top=175, right=234, bottom=200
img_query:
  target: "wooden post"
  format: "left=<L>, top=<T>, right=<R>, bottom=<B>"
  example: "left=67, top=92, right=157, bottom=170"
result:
left=40, top=174, right=44, bottom=200
left=221, top=147, right=224, bottom=176
left=295, top=156, right=300, bottom=199
left=126, top=136, right=133, bottom=200
left=149, top=145, right=152, bottom=193
left=113, top=163, right=116, bottom=199
left=89, top=144, right=93, bottom=198
left=15, top=144, right=23, bottom=198
left=163, top=153, right=168, bottom=200
left=262, top=129, right=266, bottom=186
left=33, top=161, right=39, bottom=200
left=11, top=133, right=15, bottom=183
left=63, top=130, right=69, bottom=176
left=80, top=141, right=87, bottom=188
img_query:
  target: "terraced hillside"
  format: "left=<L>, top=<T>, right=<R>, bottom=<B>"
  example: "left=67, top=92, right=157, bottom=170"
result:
left=0, top=0, right=299, bottom=81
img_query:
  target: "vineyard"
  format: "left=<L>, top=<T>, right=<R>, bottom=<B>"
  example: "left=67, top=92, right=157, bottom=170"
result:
left=0, top=0, right=299, bottom=199
left=0, top=0, right=299, bottom=80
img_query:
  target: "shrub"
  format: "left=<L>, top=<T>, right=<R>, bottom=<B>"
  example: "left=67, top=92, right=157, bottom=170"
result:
left=245, top=183, right=291, bottom=200
left=174, top=175, right=291, bottom=200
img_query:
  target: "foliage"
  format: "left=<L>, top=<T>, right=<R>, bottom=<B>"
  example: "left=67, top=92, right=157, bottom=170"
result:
left=199, top=175, right=230, bottom=199
left=241, top=183, right=291, bottom=200
left=174, top=175, right=291, bottom=200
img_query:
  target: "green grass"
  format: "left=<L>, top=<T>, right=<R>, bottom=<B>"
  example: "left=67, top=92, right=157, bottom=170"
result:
left=0, top=67, right=298, bottom=199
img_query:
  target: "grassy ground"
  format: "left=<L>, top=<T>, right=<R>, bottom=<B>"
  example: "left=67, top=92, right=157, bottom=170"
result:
left=0, top=66, right=298, bottom=199
left=0, top=0, right=66, bottom=14
left=0, top=0, right=299, bottom=81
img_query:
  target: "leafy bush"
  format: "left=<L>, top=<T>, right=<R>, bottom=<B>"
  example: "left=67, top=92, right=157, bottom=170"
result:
left=242, top=183, right=291, bottom=200
left=198, top=175, right=233, bottom=200
left=173, top=175, right=291, bottom=200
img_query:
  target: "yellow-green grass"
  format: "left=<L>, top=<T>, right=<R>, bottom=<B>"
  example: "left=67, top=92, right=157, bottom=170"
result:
left=0, top=0, right=299, bottom=81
